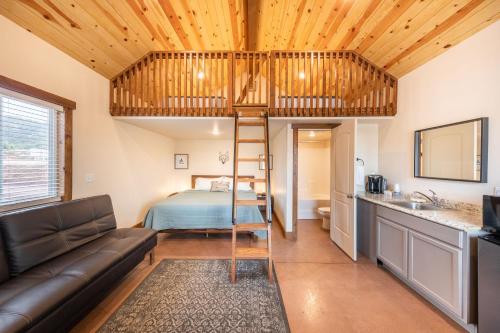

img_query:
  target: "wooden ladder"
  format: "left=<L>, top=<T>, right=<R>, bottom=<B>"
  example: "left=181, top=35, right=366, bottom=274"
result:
left=231, top=108, right=273, bottom=283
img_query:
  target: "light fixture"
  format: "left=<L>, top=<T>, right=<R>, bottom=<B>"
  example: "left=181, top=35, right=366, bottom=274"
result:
left=197, top=71, right=205, bottom=80
left=309, top=131, right=316, bottom=138
left=212, top=124, right=220, bottom=136
left=299, top=71, right=306, bottom=80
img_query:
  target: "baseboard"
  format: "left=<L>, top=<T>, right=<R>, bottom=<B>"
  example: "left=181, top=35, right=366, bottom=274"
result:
left=273, top=213, right=294, bottom=240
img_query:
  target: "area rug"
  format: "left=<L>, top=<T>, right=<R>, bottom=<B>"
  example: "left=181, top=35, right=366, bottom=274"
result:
left=99, top=259, right=290, bottom=333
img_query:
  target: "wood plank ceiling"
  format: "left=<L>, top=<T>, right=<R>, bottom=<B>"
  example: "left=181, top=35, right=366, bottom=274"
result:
left=1, top=0, right=498, bottom=79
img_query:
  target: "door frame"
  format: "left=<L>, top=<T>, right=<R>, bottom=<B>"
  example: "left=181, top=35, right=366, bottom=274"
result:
left=291, top=123, right=340, bottom=240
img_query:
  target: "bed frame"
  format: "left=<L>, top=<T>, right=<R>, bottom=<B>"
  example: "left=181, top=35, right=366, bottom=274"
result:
left=159, top=175, right=256, bottom=235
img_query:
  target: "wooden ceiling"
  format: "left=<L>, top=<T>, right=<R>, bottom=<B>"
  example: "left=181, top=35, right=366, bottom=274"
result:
left=1, top=0, right=498, bottom=79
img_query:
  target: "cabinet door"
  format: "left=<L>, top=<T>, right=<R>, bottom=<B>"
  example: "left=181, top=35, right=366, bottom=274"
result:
left=408, top=231, right=462, bottom=317
left=377, top=217, right=408, bottom=278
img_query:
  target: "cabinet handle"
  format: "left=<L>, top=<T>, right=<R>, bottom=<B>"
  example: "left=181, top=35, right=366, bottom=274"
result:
left=347, top=194, right=353, bottom=199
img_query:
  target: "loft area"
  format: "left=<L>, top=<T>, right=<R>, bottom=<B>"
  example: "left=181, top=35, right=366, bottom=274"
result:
left=110, top=51, right=397, bottom=117
left=110, top=50, right=397, bottom=117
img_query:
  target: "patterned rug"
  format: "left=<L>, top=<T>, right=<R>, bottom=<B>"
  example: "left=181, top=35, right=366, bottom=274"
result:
left=99, top=259, right=290, bottom=333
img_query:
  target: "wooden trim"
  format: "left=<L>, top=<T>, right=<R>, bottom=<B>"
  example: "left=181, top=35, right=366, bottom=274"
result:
left=0, top=76, right=75, bottom=203
left=291, top=128, right=298, bottom=241
left=291, top=123, right=339, bottom=240
left=63, top=108, right=73, bottom=201
left=159, top=228, right=253, bottom=235
left=191, top=174, right=255, bottom=189
left=0, top=75, right=76, bottom=110
left=273, top=213, right=294, bottom=240
left=291, top=123, right=339, bottom=129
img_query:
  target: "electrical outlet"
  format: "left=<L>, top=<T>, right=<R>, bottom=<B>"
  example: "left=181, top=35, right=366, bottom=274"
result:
left=85, top=173, right=95, bottom=183
left=494, top=186, right=500, bottom=196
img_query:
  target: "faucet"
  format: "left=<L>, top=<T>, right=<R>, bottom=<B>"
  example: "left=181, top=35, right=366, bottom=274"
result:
left=412, top=189, right=439, bottom=206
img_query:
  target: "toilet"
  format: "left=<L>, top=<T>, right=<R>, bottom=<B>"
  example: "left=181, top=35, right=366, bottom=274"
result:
left=318, top=207, right=331, bottom=230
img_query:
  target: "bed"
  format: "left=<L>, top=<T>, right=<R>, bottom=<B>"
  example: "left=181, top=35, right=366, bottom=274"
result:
left=143, top=175, right=266, bottom=237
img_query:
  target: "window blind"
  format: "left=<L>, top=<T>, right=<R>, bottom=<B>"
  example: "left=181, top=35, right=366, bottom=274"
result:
left=0, top=91, right=65, bottom=210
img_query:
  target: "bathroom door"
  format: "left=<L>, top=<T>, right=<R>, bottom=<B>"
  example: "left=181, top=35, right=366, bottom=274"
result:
left=331, top=119, right=357, bottom=261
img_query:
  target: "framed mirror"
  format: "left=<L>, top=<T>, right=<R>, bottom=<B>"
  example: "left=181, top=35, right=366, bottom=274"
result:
left=414, top=118, right=488, bottom=183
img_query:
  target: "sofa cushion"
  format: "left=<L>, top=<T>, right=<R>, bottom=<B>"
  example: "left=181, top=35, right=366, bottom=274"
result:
left=0, top=227, right=156, bottom=331
left=0, top=236, right=9, bottom=284
left=0, top=195, right=116, bottom=276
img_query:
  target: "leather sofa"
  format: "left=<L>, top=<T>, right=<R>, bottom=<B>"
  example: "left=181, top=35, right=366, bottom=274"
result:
left=0, top=195, right=157, bottom=333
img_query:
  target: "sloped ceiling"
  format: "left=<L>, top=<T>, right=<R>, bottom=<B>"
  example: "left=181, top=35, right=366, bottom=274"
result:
left=1, top=0, right=498, bottom=79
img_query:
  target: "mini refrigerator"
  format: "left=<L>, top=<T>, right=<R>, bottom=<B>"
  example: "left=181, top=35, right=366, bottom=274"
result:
left=478, top=234, right=500, bottom=333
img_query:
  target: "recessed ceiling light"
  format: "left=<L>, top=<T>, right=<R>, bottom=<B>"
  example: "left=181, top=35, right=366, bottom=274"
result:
left=212, top=125, right=220, bottom=136
left=299, top=72, right=306, bottom=80
left=197, top=71, right=205, bottom=80
left=309, top=131, right=316, bottom=137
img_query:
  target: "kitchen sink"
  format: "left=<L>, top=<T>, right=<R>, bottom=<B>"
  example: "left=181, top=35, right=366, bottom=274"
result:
left=388, top=201, right=441, bottom=211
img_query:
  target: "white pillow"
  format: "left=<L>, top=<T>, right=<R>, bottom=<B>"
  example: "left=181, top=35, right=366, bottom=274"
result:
left=210, top=181, right=230, bottom=192
left=223, top=177, right=252, bottom=191
left=194, top=177, right=223, bottom=190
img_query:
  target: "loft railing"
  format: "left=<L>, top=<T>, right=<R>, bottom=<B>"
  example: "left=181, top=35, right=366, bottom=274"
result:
left=110, top=51, right=397, bottom=117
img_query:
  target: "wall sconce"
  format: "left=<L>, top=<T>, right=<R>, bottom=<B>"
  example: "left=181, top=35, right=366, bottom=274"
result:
left=219, top=151, right=230, bottom=165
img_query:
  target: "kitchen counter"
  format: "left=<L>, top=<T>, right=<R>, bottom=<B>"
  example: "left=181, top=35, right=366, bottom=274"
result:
left=357, top=192, right=482, bottom=232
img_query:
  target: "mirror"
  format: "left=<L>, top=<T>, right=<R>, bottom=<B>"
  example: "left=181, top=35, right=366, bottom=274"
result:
left=414, top=118, right=488, bottom=183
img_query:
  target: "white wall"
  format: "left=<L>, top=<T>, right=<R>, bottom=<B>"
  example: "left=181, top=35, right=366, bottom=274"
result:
left=270, top=125, right=293, bottom=232
left=356, top=123, right=379, bottom=192
left=0, top=16, right=174, bottom=227
left=172, top=139, right=265, bottom=192
left=379, top=21, right=500, bottom=204
left=298, top=140, right=330, bottom=199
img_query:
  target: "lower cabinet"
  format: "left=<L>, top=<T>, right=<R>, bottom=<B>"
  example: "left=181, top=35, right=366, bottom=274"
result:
left=377, top=217, right=408, bottom=278
left=408, top=231, right=463, bottom=317
left=374, top=207, right=472, bottom=330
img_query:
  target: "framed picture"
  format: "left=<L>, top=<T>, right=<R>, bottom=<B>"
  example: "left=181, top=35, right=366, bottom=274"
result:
left=259, top=154, right=273, bottom=170
left=174, top=154, right=189, bottom=169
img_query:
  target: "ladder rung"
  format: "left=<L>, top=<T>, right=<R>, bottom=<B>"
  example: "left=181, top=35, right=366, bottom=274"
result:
left=238, top=139, right=265, bottom=144
left=238, top=157, right=264, bottom=162
left=238, top=178, right=265, bottom=183
left=238, top=120, right=265, bottom=127
left=237, top=110, right=266, bottom=117
left=235, top=247, right=269, bottom=259
left=235, top=223, right=269, bottom=231
left=237, top=199, right=266, bottom=206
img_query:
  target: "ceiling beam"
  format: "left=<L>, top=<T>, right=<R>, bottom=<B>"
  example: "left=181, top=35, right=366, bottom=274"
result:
left=247, top=0, right=260, bottom=50
left=228, top=0, right=240, bottom=50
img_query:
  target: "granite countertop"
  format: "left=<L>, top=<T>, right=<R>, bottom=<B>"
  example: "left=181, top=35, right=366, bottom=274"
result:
left=357, top=192, right=482, bottom=232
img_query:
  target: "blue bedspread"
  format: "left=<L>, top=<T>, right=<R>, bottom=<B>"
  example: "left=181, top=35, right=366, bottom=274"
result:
left=143, top=190, right=266, bottom=238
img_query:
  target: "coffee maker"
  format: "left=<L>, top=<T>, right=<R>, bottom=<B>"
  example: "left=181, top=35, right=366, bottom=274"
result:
left=367, top=175, right=387, bottom=194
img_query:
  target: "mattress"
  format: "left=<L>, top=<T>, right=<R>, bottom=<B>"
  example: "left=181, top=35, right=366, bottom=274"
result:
left=143, top=190, right=266, bottom=237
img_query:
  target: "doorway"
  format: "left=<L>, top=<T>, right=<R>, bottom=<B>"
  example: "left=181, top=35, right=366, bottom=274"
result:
left=291, top=124, right=338, bottom=240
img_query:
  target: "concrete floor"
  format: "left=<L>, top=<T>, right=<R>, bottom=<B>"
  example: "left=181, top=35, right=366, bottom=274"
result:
left=72, top=219, right=465, bottom=332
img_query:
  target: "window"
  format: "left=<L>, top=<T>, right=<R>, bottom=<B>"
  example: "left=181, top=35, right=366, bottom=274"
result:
left=0, top=89, right=65, bottom=210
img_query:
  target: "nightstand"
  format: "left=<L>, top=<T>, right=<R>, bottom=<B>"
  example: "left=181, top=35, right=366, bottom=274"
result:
left=256, top=193, right=273, bottom=217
